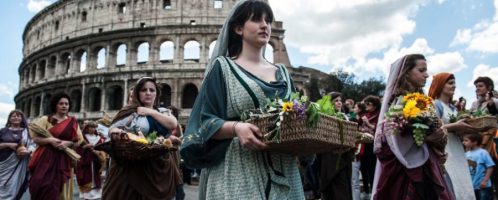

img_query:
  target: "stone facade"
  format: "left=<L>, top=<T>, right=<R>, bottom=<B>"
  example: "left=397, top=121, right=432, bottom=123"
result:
left=15, top=0, right=308, bottom=123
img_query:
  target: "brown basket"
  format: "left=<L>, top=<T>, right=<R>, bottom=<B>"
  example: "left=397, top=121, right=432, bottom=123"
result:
left=466, top=116, right=497, bottom=130
left=94, top=132, right=175, bottom=164
left=246, top=113, right=360, bottom=155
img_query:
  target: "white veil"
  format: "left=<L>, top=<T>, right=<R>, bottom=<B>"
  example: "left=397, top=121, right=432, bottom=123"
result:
left=371, top=55, right=430, bottom=198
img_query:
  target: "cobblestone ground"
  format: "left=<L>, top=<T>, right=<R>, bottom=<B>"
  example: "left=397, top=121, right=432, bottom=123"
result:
left=21, top=178, right=200, bottom=200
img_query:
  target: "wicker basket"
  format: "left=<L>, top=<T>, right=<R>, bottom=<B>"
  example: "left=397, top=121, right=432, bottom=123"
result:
left=94, top=132, right=175, bottom=164
left=246, top=113, right=360, bottom=155
left=466, top=116, right=497, bottom=130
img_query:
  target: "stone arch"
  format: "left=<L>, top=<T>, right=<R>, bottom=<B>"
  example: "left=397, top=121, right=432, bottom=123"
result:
left=159, top=83, right=171, bottom=107
left=181, top=83, right=198, bottom=108
left=159, top=41, right=174, bottom=63
left=87, top=87, right=102, bottom=112
left=25, top=98, right=31, bottom=117
left=92, top=46, right=106, bottom=69
left=107, top=85, right=124, bottom=110
left=24, top=68, right=30, bottom=86
left=76, top=49, right=87, bottom=72
left=38, top=60, right=46, bottom=80
left=30, top=64, right=37, bottom=83
left=70, top=89, right=82, bottom=112
left=113, top=43, right=127, bottom=67
left=208, top=40, right=216, bottom=59
left=184, top=40, right=200, bottom=62
left=137, top=41, right=149, bottom=64
left=47, top=56, right=57, bottom=77
left=33, top=96, right=41, bottom=116
left=43, top=93, right=52, bottom=115
left=60, top=52, right=72, bottom=75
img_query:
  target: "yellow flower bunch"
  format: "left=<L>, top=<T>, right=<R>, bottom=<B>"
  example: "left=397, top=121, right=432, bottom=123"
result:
left=402, top=92, right=433, bottom=119
left=281, top=101, right=294, bottom=112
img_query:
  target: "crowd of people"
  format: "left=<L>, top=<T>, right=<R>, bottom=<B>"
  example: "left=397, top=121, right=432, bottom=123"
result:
left=1, top=0, right=497, bottom=200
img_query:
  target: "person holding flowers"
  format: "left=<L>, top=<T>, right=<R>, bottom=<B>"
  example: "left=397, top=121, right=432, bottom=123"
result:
left=180, top=0, right=304, bottom=199
left=103, top=77, right=181, bottom=200
left=428, top=72, right=477, bottom=199
left=0, top=110, right=34, bottom=200
left=372, top=54, right=454, bottom=200
left=28, top=92, right=84, bottom=200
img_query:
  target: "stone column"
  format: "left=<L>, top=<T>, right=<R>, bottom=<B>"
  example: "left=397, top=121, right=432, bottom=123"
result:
left=107, top=44, right=116, bottom=69
left=126, top=41, right=134, bottom=68
left=88, top=50, right=98, bottom=71
left=81, top=83, right=86, bottom=112
left=199, top=36, right=207, bottom=64
left=100, top=82, right=106, bottom=111
left=39, top=92, right=45, bottom=116
left=149, top=40, right=159, bottom=65
left=174, top=36, right=182, bottom=64
left=123, top=79, right=128, bottom=107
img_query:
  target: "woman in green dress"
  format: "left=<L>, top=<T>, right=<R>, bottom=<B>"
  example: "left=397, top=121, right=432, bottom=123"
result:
left=180, top=0, right=304, bottom=199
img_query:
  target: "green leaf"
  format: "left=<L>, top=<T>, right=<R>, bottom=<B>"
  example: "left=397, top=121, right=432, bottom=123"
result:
left=412, top=123, right=429, bottom=130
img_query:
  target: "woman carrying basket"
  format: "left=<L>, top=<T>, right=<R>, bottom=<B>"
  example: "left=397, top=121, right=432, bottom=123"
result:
left=103, top=77, right=181, bottom=200
left=180, top=0, right=304, bottom=199
left=28, top=92, right=84, bottom=200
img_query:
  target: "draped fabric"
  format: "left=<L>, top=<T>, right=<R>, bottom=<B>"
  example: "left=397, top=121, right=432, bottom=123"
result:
left=0, top=128, right=32, bottom=200
left=76, top=133, right=105, bottom=193
left=372, top=56, right=454, bottom=200
left=102, top=109, right=181, bottom=200
left=181, top=57, right=303, bottom=200
left=28, top=116, right=81, bottom=200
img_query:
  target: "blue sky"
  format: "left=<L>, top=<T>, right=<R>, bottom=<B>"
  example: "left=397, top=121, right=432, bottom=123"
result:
left=0, top=0, right=497, bottom=125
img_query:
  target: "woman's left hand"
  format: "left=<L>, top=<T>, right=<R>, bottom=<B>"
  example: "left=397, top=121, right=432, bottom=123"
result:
left=56, top=141, right=73, bottom=150
left=137, top=107, right=155, bottom=116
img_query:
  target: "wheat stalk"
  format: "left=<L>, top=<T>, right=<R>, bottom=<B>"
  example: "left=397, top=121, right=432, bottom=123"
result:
left=29, top=123, right=81, bottom=161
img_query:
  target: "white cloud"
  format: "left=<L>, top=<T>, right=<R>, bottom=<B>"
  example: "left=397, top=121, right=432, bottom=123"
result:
left=0, top=102, right=16, bottom=126
left=0, top=82, right=17, bottom=99
left=27, top=0, right=52, bottom=13
left=436, top=0, right=446, bottom=4
left=467, top=64, right=498, bottom=87
left=426, top=52, right=467, bottom=74
left=450, top=0, right=498, bottom=53
left=268, top=0, right=433, bottom=70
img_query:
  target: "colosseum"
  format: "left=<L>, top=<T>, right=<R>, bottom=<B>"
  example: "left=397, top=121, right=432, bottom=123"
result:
left=15, top=0, right=311, bottom=123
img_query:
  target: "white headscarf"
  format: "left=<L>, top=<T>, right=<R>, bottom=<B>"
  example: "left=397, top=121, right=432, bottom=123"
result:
left=371, top=55, right=430, bottom=198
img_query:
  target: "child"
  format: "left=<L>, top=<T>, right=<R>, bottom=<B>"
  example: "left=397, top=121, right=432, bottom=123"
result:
left=463, top=133, right=495, bottom=200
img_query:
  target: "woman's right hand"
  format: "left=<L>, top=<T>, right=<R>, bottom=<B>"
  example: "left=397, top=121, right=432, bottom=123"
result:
left=109, top=128, right=124, bottom=140
left=234, top=123, right=267, bottom=150
left=48, top=137, right=62, bottom=148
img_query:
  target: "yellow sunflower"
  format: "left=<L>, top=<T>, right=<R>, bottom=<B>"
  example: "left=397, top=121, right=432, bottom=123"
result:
left=403, top=100, right=421, bottom=118
left=282, top=101, right=294, bottom=112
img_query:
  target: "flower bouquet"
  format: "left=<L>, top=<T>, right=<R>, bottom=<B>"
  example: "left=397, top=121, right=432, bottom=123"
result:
left=94, top=128, right=175, bottom=163
left=242, top=93, right=362, bottom=155
left=384, top=93, right=440, bottom=147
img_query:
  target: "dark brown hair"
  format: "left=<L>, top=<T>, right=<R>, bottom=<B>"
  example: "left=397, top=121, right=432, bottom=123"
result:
left=363, top=95, right=381, bottom=112
left=395, top=54, right=426, bottom=96
left=50, top=92, right=71, bottom=115
left=473, top=76, right=494, bottom=91
left=227, top=0, right=274, bottom=58
left=463, top=133, right=482, bottom=146
left=112, top=77, right=162, bottom=123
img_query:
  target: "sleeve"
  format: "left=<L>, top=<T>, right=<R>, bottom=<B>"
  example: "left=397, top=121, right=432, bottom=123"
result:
left=482, top=150, right=496, bottom=168
left=180, top=59, right=231, bottom=169
left=109, top=115, right=134, bottom=131
left=29, top=116, right=49, bottom=138
left=76, top=124, right=84, bottom=145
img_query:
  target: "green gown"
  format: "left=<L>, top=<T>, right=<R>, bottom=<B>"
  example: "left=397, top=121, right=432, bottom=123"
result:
left=180, top=56, right=304, bottom=200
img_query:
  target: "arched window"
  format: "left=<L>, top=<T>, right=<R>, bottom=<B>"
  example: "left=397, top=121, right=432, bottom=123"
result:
left=60, top=53, right=71, bottom=75
left=116, top=44, right=127, bottom=67
left=208, top=40, right=216, bottom=59
left=87, top=88, right=102, bottom=112
left=33, top=96, right=41, bottom=116
left=25, top=99, right=31, bottom=117
left=48, top=56, right=56, bottom=76
left=38, top=60, right=46, bottom=80
left=107, top=85, right=124, bottom=110
left=70, top=90, right=82, bottom=112
left=137, top=42, right=149, bottom=64
left=160, top=84, right=171, bottom=107
left=184, top=40, right=200, bottom=62
left=78, top=50, right=87, bottom=72
left=181, top=83, right=198, bottom=108
left=81, top=11, right=87, bottom=22
left=43, top=93, right=52, bottom=115
left=163, top=0, right=172, bottom=10
left=95, top=47, right=106, bottom=69
left=118, top=3, right=127, bottom=14
left=30, top=64, right=36, bottom=82
left=160, top=41, right=174, bottom=63
left=264, top=44, right=274, bottom=63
